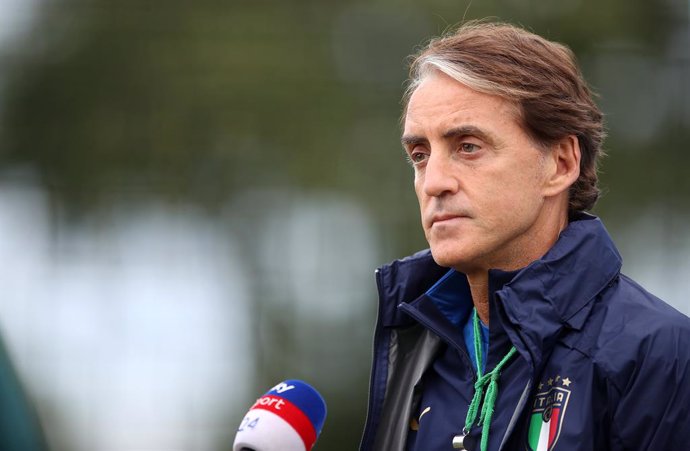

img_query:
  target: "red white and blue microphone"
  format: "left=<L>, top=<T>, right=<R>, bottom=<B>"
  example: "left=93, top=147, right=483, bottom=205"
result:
left=233, top=380, right=327, bottom=451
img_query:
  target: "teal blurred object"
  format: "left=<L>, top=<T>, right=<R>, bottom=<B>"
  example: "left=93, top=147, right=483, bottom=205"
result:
left=0, top=337, right=48, bottom=451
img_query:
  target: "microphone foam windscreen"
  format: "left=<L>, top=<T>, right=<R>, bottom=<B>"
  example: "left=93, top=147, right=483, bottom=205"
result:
left=233, top=380, right=327, bottom=451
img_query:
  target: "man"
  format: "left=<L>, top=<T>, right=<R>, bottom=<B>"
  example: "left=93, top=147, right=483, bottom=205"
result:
left=359, top=21, right=690, bottom=451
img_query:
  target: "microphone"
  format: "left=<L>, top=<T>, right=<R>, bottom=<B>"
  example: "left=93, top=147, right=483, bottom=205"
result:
left=232, top=379, right=327, bottom=451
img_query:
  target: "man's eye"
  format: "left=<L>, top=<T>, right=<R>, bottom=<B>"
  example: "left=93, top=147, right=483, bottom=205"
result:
left=460, top=143, right=480, bottom=153
left=409, top=150, right=429, bottom=164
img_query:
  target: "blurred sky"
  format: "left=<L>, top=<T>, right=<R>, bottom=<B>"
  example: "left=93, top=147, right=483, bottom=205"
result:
left=0, top=0, right=36, bottom=47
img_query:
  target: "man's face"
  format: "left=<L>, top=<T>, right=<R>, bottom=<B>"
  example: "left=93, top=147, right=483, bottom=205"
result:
left=402, top=71, right=554, bottom=274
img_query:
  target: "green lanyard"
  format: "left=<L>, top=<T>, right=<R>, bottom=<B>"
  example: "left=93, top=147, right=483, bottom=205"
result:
left=454, top=309, right=517, bottom=451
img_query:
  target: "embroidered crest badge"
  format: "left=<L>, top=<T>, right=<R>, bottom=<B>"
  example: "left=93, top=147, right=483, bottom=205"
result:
left=526, top=375, right=572, bottom=451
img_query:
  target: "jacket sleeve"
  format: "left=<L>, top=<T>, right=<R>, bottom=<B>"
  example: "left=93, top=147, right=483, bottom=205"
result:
left=609, top=322, right=690, bottom=450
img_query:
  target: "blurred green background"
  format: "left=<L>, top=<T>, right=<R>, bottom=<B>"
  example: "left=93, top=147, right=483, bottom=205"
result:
left=0, top=0, right=688, bottom=450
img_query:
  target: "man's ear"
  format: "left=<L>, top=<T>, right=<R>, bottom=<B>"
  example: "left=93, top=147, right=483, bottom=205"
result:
left=543, top=135, right=581, bottom=197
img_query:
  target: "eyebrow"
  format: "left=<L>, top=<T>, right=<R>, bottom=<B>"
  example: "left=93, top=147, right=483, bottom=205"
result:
left=400, top=134, right=428, bottom=147
left=401, top=125, right=499, bottom=148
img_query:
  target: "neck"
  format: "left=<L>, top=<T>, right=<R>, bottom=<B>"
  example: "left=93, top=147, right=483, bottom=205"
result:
left=466, top=205, right=570, bottom=325
left=468, top=277, right=490, bottom=325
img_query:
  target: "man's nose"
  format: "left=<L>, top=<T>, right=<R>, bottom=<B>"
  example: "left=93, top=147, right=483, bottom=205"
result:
left=422, top=152, right=459, bottom=197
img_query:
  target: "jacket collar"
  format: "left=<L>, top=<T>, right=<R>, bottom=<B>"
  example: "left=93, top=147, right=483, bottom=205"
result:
left=377, top=214, right=622, bottom=367
left=376, top=249, right=447, bottom=328
left=493, top=214, right=622, bottom=369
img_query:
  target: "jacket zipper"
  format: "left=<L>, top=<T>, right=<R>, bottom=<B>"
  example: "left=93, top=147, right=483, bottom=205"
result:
left=494, top=292, right=534, bottom=451
left=498, top=379, right=532, bottom=450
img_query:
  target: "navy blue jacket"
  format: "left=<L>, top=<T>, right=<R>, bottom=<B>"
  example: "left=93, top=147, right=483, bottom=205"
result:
left=359, top=215, right=690, bottom=451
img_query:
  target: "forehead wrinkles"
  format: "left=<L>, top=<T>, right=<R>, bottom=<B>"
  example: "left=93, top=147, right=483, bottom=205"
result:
left=402, top=70, right=523, bottom=127
left=403, top=76, right=523, bottom=138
